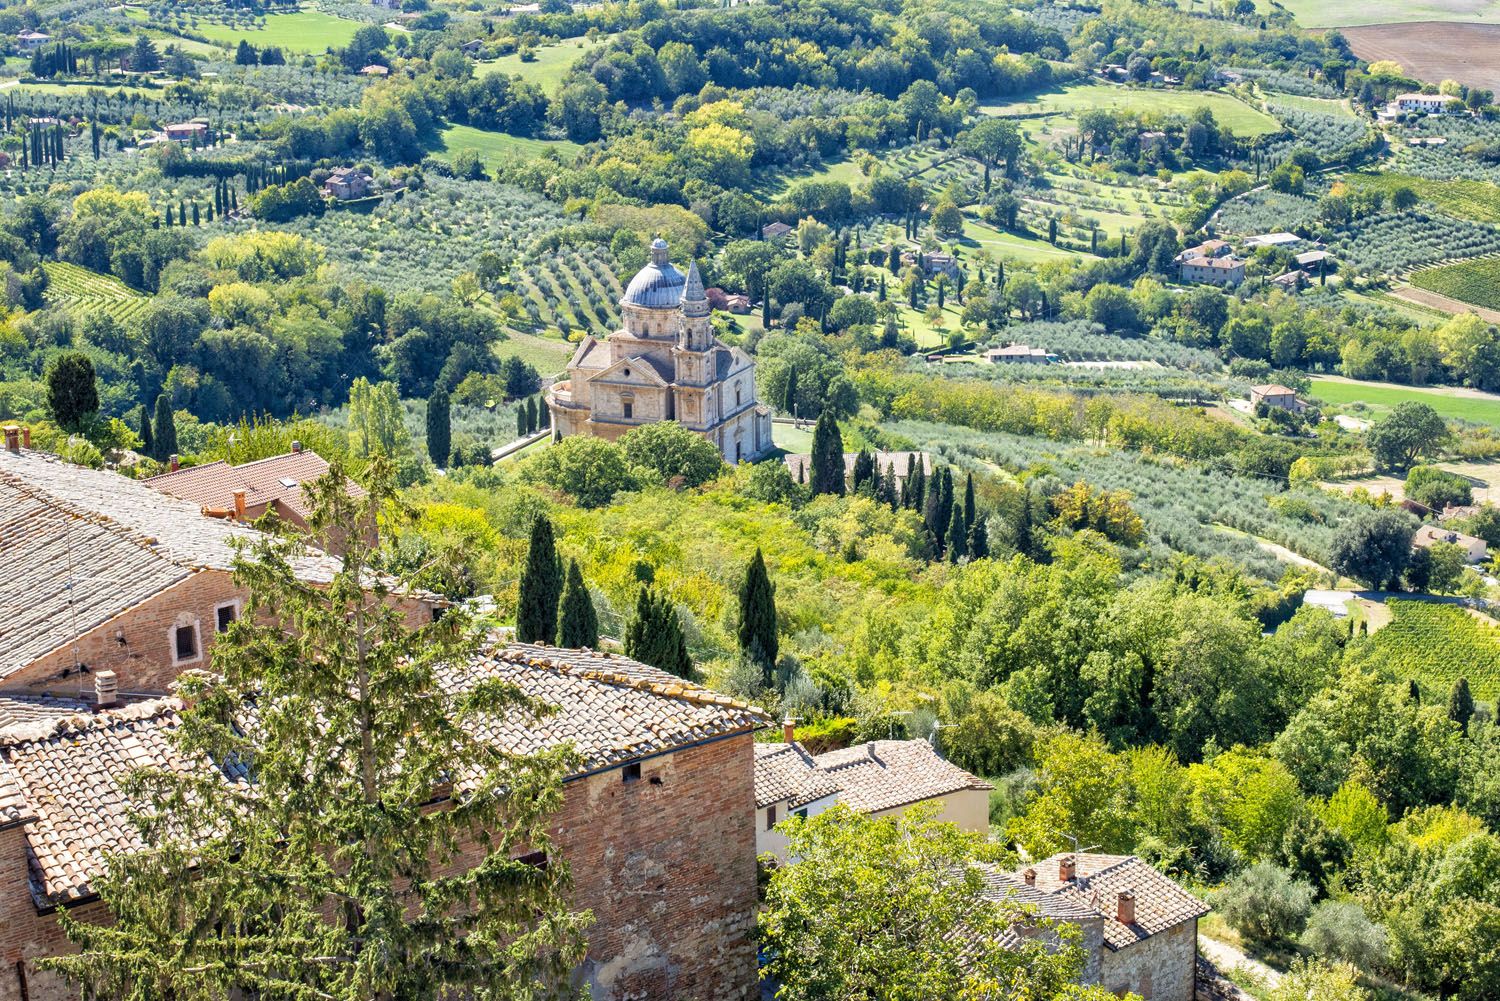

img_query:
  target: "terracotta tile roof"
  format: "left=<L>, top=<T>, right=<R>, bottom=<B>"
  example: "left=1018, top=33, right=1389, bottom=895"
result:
left=753, top=742, right=840, bottom=809
left=0, top=693, right=151, bottom=729
left=144, top=449, right=363, bottom=521
left=811, top=740, right=991, bottom=814
left=0, top=449, right=347, bottom=680
left=1017, top=854, right=1209, bottom=950
left=0, top=643, right=767, bottom=907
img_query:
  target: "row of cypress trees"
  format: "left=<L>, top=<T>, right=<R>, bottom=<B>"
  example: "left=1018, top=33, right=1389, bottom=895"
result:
left=138, top=394, right=178, bottom=462
left=516, top=396, right=550, bottom=438
left=514, top=515, right=781, bottom=685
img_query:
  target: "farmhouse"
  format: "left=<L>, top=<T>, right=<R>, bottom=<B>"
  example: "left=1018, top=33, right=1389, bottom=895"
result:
left=1295, top=250, right=1332, bottom=269
left=761, top=221, right=793, bottom=240
left=782, top=450, right=932, bottom=488
left=1393, top=93, right=1455, bottom=114
left=901, top=248, right=960, bottom=278
left=1270, top=269, right=1309, bottom=290
left=0, top=643, right=768, bottom=1001
left=16, top=30, right=50, bottom=50
left=321, top=165, right=373, bottom=199
left=162, top=122, right=207, bottom=143
left=460, top=38, right=483, bottom=55
left=360, top=63, right=390, bottom=76
left=723, top=292, right=751, bottom=313
left=546, top=240, right=773, bottom=463
left=986, top=854, right=1209, bottom=1001
left=1414, top=524, right=1489, bottom=563
left=753, top=724, right=842, bottom=859
left=1175, top=239, right=1231, bottom=263
left=985, top=343, right=1054, bottom=364
left=1138, top=130, right=1166, bottom=153
left=1178, top=254, right=1244, bottom=287
left=1249, top=384, right=1303, bottom=411
left=1245, top=232, right=1300, bottom=249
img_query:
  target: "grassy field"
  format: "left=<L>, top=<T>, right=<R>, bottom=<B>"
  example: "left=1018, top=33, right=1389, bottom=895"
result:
left=1310, top=377, right=1500, bottom=426
left=958, top=215, right=1090, bottom=264
left=772, top=422, right=816, bottom=455
left=190, top=10, right=364, bottom=53
left=1278, top=0, right=1500, bottom=28
left=765, top=156, right=868, bottom=199
left=430, top=125, right=583, bottom=168
left=4, top=80, right=164, bottom=99
left=1340, top=288, right=1447, bottom=326
left=980, top=83, right=1279, bottom=136
left=1410, top=257, right=1500, bottom=311
left=1263, top=92, right=1359, bottom=118
left=1345, top=171, right=1500, bottom=224
left=491, top=328, right=574, bottom=376
left=474, top=36, right=606, bottom=92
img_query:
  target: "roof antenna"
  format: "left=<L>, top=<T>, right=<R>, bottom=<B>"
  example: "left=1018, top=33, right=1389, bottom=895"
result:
left=930, top=719, right=954, bottom=751
left=888, top=709, right=912, bottom=740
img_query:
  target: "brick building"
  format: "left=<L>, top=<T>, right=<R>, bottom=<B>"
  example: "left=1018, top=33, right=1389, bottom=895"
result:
left=0, top=643, right=767, bottom=1001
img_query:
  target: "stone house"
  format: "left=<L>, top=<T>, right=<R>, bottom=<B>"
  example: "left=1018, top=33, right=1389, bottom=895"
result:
left=1249, top=384, right=1302, bottom=411
left=163, top=122, right=207, bottom=143
left=990, top=853, right=1209, bottom=1000
left=1393, top=93, right=1453, bottom=114
left=1414, top=524, right=1489, bottom=563
left=985, top=344, right=1055, bottom=364
left=753, top=722, right=841, bottom=859
left=1270, top=269, right=1308, bottom=291
left=547, top=241, right=772, bottom=464
left=761, top=221, right=793, bottom=241
left=0, top=643, right=767, bottom=1001
left=17, top=30, right=50, bottom=50
left=321, top=166, right=372, bottom=200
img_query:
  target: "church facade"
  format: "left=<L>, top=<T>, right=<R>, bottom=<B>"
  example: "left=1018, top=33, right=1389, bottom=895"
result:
left=545, top=239, right=773, bottom=464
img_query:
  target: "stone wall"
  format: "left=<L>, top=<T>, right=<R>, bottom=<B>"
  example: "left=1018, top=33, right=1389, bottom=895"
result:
left=1100, top=918, right=1198, bottom=1001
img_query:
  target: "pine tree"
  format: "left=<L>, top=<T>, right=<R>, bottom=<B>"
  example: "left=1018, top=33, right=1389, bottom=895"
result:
left=47, top=460, right=589, bottom=998
left=426, top=385, right=451, bottom=467
left=962, top=472, right=976, bottom=530
left=624, top=586, right=694, bottom=680
left=946, top=501, right=968, bottom=563
left=1450, top=677, right=1476, bottom=734
left=737, top=548, right=777, bottom=685
left=515, top=515, right=562, bottom=644
left=556, top=558, right=599, bottom=649
left=809, top=410, right=845, bottom=496
left=152, top=393, right=177, bottom=461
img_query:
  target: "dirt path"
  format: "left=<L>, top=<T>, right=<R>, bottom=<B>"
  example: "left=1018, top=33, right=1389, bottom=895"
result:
left=1390, top=285, right=1500, bottom=324
left=1199, top=935, right=1281, bottom=992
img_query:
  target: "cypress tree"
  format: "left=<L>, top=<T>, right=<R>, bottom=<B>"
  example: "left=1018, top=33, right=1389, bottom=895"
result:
left=138, top=403, right=153, bottom=458
left=761, top=278, right=771, bottom=329
left=963, top=471, right=976, bottom=529
left=515, top=515, right=563, bottom=644
left=946, top=501, right=968, bottom=562
left=851, top=449, right=875, bottom=494
left=556, top=558, right=599, bottom=649
left=1407, top=679, right=1421, bottom=704
left=624, top=586, right=693, bottom=680
left=191, top=202, right=200, bottom=225
left=968, top=516, right=990, bottom=559
left=809, top=410, right=845, bottom=496
left=538, top=397, right=551, bottom=430
left=528, top=396, right=540, bottom=434
left=737, top=548, right=778, bottom=685
left=880, top=463, right=898, bottom=510
left=426, top=386, right=451, bottom=467
left=782, top=368, right=798, bottom=418
left=907, top=458, right=925, bottom=511
left=153, top=393, right=177, bottom=461
left=44, top=352, right=99, bottom=431
left=937, top=469, right=954, bottom=543
left=516, top=406, right=527, bottom=438
left=1450, top=677, right=1476, bottom=735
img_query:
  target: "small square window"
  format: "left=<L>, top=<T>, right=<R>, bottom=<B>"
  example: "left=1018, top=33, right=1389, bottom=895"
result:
left=622, top=762, right=641, bottom=783
left=514, top=850, right=549, bottom=871
left=175, top=624, right=198, bottom=661
left=215, top=603, right=238, bottom=633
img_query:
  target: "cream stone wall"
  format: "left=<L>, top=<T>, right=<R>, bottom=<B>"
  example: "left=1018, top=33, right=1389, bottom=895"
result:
left=869, top=788, right=990, bottom=833
left=1100, top=919, right=1198, bottom=1001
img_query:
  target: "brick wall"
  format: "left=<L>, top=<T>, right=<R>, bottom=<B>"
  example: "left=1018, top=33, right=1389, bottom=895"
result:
left=0, top=733, right=760, bottom=1001
left=1100, top=918, right=1198, bottom=1001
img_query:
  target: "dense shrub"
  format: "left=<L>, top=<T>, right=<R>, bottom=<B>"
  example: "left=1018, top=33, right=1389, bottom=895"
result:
left=1213, top=862, right=1315, bottom=944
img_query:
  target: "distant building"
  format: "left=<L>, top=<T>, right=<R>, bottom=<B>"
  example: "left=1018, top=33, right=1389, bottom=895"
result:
left=360, top=63, right=390, bottom=76
left=1270, top=269, right=1308, bottom=291
left=723, top=292, right=751, bottom=313
left=1179, top=254, right=1244, bottom=286
left=1138, top=130, right=1166, bottom=153
left=985, top=343, right=1054, bottom=364
left=163, top=122, right=208, bottom=142
left=459, top=38, right=483, bottom=55
left=1393, top=93, right=1454, bottom=114
left=322, top=166, right=373, bottom=200
left=1249, top=384, right=1302, bottom=411
left=16, top=30, right=50, bottom=50
left=1295, top=250, right=1331, bottom=269
left=1245, top=232, right=1300, bottom=249
left=753, top=728, right=841, bottom=859
left=761, top=221, right=793, bottom=241
left=1414, top=524, right=1488, bottom=563
left=1175, top=239, right=1232, bottom=263
left=901, top=248, right=960, bottom=278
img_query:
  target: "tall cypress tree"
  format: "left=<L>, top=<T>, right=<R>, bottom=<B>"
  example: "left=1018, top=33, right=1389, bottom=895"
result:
left=962, top=472, right=976, bottom=530
left=968, top=515, right=990, bottom=560
left=516, top=515, right=562, bottom=644
left=138, top=403, right=153, bottom=459
left=782, top=368, right=798, bottom=418
left=737, top=548, right=778, bottom=686
left=937, top=469, right=954, bottom=539
left=556, top=558, right=599, bottom=649
left=809, top=410, right=845, bottom=496
left=426, top=386, right=451, bottom=467
left=879, top=463, right=898, bottom=510
left=906, top=459, right=925, bottom=512
left=624, top=586, right=693, bottom=680
left=1450, top=677, right=1476, bottom=735
left=946, top=502, right=968, bottom=563
left=851, top=449, right=875, bottom=495
left=153, top=393, right=177, bottom=461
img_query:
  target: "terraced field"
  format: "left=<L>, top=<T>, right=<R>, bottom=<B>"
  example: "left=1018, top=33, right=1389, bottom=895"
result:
left=42, top=262, right=150, bottom=323
left=1410, top=256, right=1500, bottom=311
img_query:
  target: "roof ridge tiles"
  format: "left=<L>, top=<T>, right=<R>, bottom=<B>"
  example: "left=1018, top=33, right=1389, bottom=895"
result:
left=492, top=643, right=768, bottom=718
left=0, top=696, right=180, bottom=748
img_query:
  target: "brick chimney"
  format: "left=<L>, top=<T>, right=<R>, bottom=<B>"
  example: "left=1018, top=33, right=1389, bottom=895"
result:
left=291, top=439, right=303, bottom=453
left=95, top=670, right=119, bottom=709
left=1022, top=867, right=1036, bottom=886
left=1058, top=854, right=1077, bottom=882
left=783, top=718, right=796, bottom=743
left=169, top=454, right=180, bottom=472
left=1116, top=890, right=1136, bottom=925
left=20, top=426, right=30, bottom=448
left=2, top=425, right=18, bottom=453
left=232, top=489, right=247, bottom=519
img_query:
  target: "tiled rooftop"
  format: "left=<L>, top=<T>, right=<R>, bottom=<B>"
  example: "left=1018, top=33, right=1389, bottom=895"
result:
left=0, top=642, right=768, bottom=907
left=144, top=448, right=363, bottom=520
left=753, top=742, right=840, bottom=809
left=811, top=740, right=991, bottom=815
left=1016, top=854, right=1209, bottom=950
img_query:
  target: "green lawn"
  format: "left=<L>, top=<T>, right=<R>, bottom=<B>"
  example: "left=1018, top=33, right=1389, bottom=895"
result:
left=772, top=422, right=815, bottom=454
left=1277, top=0, right=1500, bottom=27
left=958, top=216, right=1089, bottom=264
left=473, top=36, right=606, bottom=92
left=492, top=328, right=574, bottom=377
left=431, top=124, right=582, bottom=167
left=4, top=80, right=164, bottom=99
left=980, top=83, right=1279, bottom=136
left=764, top=156, right=868, bottom=199
left=1310, top=378, right=1500, bottom=426
left=190, top=10, right=365, bottom=53
left=1262, top=92, right=1359, bottom=119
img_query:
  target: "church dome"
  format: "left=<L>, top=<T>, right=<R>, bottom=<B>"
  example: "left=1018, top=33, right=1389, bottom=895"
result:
left=621, top=238, right=686, bottom=309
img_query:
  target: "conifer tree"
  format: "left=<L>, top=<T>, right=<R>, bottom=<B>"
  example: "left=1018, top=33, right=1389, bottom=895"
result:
left=937, top=469, right=954, bottom=538
left=516, top=515, right=563, bottom=644
left=782, top=368, right=798, bottom=418
left=809, top=410, right=845, bottom=496
left=879, top=463, right=898, bottom=510
left=1450, top=677, right=1476, bottom=734
left=968, top=515, right=990, bottom=559
left=946, top=501, right=968, bottom=562
left=426, top=385, right=451, bottom=467
left=44, top=352, right=99, bottom=431
left=138, top=402, right=153, bottom=458
left=623, top=586, right=693, bottom=679
left=152, top=393, right=177, bottom=462
left=1408, top=679, right=1421, bottom=704
left=556, top=558, right=598, bottom=649
left=906, top=458, right=925, bottom=511
left=962, top=471, right=976, bottom=530
left=46, top=460, right=589, bottom=998
left=737, top=548, right=777, bottom=685
left=538, top=398, right=551, bottom=430
left=851, top=449, right=875, bottom=494
left=516, top=405, right=527, bottom=438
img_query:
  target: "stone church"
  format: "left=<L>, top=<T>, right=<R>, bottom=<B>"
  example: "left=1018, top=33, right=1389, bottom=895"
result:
left=546, top=239, right=773, bottom=463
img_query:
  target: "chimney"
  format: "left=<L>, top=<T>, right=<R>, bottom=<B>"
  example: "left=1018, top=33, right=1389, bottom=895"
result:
left=1022, top=867, right=1036, bottom=886
left=783, top=719, right=796, bottom=743
left=290, top=439, right=303, bottom=453
left=1116, top=890, right=1136, bottom=925
left=2, top=425, right=18, bottom=453
left=232, top=489, right=247, bottom=519
left=1058, top=854, right=1077, bottom=882
left=95, top=671, right=119, bottom=709
left=169, top=454, right=180, bottom=472
left=20, top=426, right=30, bottom=448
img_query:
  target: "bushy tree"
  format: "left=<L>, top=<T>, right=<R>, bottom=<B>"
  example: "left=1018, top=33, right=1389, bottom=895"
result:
left=522, top=436, right=637, bottom=508
left=1367, top=402, right=1448, bottom=470
left=1327, top=508, right=1416, bottom=589
left=619, top=421, right=724, bottom=486
left=1301, top=901, right=1387, bottom=969
left=1214, top=862, right=1315, bottom=944
left=45, top=352, right=99, bottom=431
left=623, top=585, right=693, bottom=679
left=1267, top=959, right=1371, bottom=1001
left=516, top=514, right=562, bottom=644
